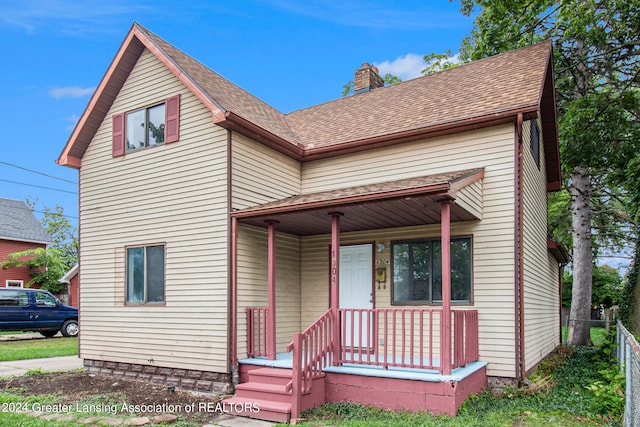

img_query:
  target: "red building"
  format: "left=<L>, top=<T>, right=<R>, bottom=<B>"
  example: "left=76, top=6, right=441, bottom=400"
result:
left=0, top=198, right=52, bottom=288
left=59, top=264, right=79, bottom=308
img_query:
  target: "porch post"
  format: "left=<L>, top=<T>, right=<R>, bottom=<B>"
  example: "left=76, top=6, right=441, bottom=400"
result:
left=440, top=200, right=452, bottom=375
left=330, top=212, right=343, bottom=365
left=266, top=220, right=279, bottom=360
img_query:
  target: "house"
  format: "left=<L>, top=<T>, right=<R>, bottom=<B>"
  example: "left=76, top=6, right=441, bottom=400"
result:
left=57, top=23, right=568, bottom=421
left=58, top=263, right=79, bottom=307
left=0, top=198, right=52, bottom=288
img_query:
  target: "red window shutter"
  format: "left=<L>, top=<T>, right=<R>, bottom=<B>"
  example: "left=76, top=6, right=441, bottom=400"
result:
left=165, top=94, right=180, bottom=143
left=112, top=113, right=125, bottom=157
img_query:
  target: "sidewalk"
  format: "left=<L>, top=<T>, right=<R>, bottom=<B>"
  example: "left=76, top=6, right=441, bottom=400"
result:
left=0, top=355, right=83, bottom=377
left=0, top=332, right=57, bottom=341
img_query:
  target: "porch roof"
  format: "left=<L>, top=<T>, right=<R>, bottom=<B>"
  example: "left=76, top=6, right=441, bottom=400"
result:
left=231, top=168, right=484, bottom=236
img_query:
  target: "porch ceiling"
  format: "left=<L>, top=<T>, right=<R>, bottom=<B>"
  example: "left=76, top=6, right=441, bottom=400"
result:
left=232, top=168, right=484, bottom=236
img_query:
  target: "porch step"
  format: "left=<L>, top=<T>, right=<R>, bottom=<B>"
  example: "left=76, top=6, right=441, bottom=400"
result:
left=247, top=367, right=293, bottom=386
left=222, top=397, right=291, bottom=423
left=235, top=382, right=292, bottom=403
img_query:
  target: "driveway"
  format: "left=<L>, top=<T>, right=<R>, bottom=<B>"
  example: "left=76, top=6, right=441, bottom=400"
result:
left=0, top=356, right=83, bottom=377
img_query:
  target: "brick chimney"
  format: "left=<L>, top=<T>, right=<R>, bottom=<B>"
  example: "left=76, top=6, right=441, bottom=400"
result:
left=353, top=62, right=384, bottom=93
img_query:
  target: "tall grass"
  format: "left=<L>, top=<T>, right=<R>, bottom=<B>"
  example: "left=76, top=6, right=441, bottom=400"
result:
left=298, top=342, right=624, bottom=426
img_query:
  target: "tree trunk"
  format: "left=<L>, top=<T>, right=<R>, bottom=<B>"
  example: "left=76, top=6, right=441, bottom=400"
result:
left=568, top=167, right=593, bottom=345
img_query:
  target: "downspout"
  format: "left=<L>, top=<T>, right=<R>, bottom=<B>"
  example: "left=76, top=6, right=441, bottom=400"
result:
left=558, top=262, right=564, bottom=346
left=227, top=129, right=239, bottom=385
left=514, top=113, right=525, bottom=379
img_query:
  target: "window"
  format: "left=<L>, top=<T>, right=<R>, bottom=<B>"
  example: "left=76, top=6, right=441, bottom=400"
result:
left=126, top=103, right=166, bottom=151
left=126, top=244, right=165, bottom=304
left=5, top=280, right=23, bottom=288
left=530, top=120, right=540, bottom=168
left=35, top=292, right=58, bottom=307
left=392, top=237, right=472, bottom=305
left=0, top=290, right=28, bottom=306
left=112, top=94, right=180, bottom=157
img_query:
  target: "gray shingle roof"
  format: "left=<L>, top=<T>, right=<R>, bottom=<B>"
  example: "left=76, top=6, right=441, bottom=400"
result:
left=0, top=198, right=52, bottom=244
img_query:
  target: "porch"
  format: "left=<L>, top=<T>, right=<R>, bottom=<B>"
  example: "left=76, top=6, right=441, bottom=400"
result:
left=225, top=169, right=487, bottom=422
left=223, top=306, right=484, bottom=422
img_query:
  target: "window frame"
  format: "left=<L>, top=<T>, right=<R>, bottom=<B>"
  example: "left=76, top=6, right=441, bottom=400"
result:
left=5, top=280, right=23, bottom=288
left=390, top=236, right=473, bottom=306
left=112, top=94, right=180, bottom=158
left=125, top=102, right=167, bottom=152
left=125, top=243, right=166, bottom=305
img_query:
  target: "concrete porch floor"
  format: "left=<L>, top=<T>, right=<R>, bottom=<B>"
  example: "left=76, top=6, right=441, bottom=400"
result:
left=238, top=352, right=487, bottom=383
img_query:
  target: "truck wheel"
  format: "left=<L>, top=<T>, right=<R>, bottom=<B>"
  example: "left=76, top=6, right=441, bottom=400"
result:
left=61, top=320, right=79, bottom=337
left=39, top=330, right=58, bottom=338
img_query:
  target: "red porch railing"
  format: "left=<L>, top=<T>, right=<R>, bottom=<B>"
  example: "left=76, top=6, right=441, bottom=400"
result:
left=244, top=307, right=478, bottom=420
left=452, top=309, right=479, bottom=368
left=287, top=309, right=334, bottom=419
left=246, top=307, right=479, bottom=371
left=246, top=307, right=268, bottom=358
left=338, top=308, right=479, bottom=373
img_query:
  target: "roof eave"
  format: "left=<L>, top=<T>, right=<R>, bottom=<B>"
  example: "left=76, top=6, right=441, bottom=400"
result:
left=0, top=236, right=51, bottom=245
left=57, top=23, right=144, bottom=169
left=219, top=112, right=305, bottom=160
left=231, top=168, right=484, bottom=220
left=547, top=238, right=570, bottom=265
left=56, top=23, right=229, bottom=169
left=232, top=183, right=452, bottom=219
left=301, top=107, right=539, bottom=162
left=537, top=42, right=562, bottom=192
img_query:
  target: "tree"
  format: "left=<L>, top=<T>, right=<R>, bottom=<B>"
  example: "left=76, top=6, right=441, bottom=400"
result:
left=1, top=248, right=67, bottom=293
left=562, top=264, right=624, bottom=308
left=39, top=204, right=78, bottom=270
left=25, top=200, right=78, bottom=270
left=456, top=0, right=640, bottom=345
left=1, top=201, right=78, bottom=294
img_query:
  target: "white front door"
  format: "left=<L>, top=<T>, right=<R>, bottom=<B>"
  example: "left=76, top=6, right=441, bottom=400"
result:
left=339, top=244, right=373, bottom=348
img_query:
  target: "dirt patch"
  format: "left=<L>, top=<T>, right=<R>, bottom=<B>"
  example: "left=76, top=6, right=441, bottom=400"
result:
left=1, top=371, right=228, bottom=424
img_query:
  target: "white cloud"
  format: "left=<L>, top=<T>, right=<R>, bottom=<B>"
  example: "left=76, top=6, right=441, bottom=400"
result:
left=50, top=86, right=95, bottom=99
left=375, top=54, right=425, bottom=81
left=0, top=0, right=153, bottom=34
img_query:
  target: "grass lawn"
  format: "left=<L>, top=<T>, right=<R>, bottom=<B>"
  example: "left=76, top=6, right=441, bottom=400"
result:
left=561, top=326, right=608, bottom=347
left=0, top=337, right=78, bottom=361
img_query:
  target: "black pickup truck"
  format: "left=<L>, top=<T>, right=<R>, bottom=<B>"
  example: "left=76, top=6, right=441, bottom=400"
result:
left=0, top=288, right=78, bottom=337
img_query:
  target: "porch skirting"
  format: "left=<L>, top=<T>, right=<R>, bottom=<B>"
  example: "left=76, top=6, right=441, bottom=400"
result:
left=83, top=359, right=233, bottom=394
left=324, top=364, right=487, bottom=416
left=234, top=356, right=487, bottom=419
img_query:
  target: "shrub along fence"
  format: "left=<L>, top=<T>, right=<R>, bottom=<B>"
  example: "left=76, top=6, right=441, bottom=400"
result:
left=616, top=321, right=640, bottom=427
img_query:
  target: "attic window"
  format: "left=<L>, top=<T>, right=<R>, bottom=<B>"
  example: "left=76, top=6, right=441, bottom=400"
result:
left=531, top=120, right=540, bottom=168
left=112, top=94, right=180, bottom=157
left=126, top=103, right=165, bottom=150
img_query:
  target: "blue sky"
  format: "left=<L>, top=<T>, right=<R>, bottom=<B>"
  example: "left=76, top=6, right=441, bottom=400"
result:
left=0, top=0, right=474, bottom=230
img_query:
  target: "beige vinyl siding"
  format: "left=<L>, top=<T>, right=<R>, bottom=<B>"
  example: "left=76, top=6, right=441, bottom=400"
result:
left=456, top=180, right=483, bottom=220
left=300, top=125, right=518, bottom=378
left=522, top=119, right=560, bottom=372
left=79, top=49, right=230, bottom=373
left=231, top=133, right=301, bottom=210
left=236, top=224, right=301, bottom=358
left=231, top=130, right=303, bottom=358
